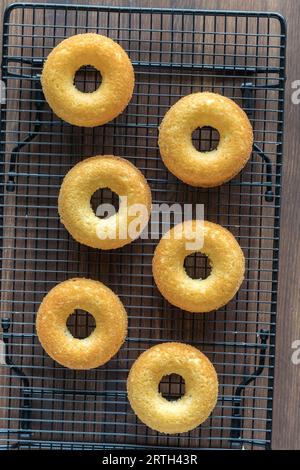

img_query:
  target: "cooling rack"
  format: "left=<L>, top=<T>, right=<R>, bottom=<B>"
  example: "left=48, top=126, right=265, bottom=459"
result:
left=0, top=3, right=286, bottom=450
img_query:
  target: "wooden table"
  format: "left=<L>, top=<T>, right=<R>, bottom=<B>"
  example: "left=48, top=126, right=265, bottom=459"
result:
left=0, top=0, right=299, bottom=450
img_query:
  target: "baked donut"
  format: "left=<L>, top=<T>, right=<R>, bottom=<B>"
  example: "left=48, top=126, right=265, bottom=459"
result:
left=36, top=278, right=127, bottom=369
left=127, top=342, right=218, bottom=434
left=158, top=92, right=253, bottom=187
left=58, top=155, right=151, bottom=250
left=153, top=220, right=245, bottom=312
left=41, top=33, right=134, bottom=127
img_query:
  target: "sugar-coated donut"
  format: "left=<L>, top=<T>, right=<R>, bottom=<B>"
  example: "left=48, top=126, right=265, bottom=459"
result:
left=41, top=33, right=134, bottom=127
left=158, top=92, right=253, bottom=187
left=127, top=342, right=218, bottom=434
left=58, top=155, right=151, bottom=250
left=153, top=220, right=245, bottom=313
left=36, top=278, right=128, bottom=369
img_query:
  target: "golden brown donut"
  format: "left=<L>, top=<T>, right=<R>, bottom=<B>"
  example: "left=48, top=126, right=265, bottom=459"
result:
left=58, top=155, right=152, bottom=250
left=41, top=33, right=134, bottom=127
left=152, top=220, right=245, bottom=313
left=36, top=278, right=127, bottom=369
left=127, top=342, right=218, bottom=434
left=158, top=92, right=253, bottom=187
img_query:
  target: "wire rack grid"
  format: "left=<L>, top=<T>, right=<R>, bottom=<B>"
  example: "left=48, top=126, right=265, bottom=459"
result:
left=0, top=3, right=286, bottom=450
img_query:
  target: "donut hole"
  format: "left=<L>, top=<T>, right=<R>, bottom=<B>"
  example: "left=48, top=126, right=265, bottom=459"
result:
left=192, top=126, right=220, bottom=152
left=67, top=310, right=96, bottom=339
left=91, top=188, right=120, bottom=219
left=159, top=374, right=185, bottom=401
left=74, top=65, right=102, bottom=92
left=184, top=252, right=211, bottom=280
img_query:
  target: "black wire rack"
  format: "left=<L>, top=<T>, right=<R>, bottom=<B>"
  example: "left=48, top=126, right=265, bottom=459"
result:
left=0, top=3, right=286, bottom=450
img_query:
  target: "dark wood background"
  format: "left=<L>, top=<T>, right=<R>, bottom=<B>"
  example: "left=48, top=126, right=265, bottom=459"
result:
left=0, top=0, right=299, bottom=450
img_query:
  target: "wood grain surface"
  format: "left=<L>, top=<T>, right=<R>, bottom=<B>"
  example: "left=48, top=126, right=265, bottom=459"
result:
left=0, top=0, right=299, bottom=450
